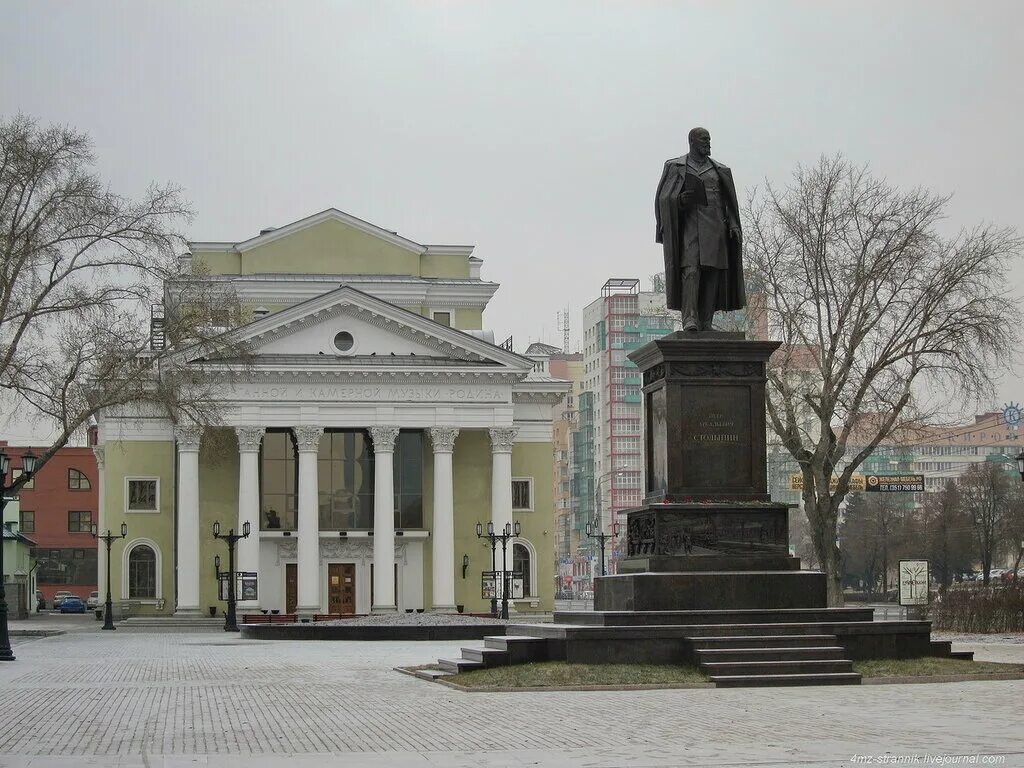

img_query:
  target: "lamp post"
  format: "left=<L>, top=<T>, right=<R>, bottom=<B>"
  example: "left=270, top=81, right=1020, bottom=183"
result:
left=476, top=521, right=499, bottom=617
left=212, top=520, right=250, bottom=632
left=0, top=448, right=38, bottom=661
left=585, top=520, right=621, bottom=577
left=476, top=520, right=521, bottom=619
left=1016, top=451, right=1024, bottom=482
left=90, top=521, right=127, bottom=630
left=592, top=470, right=626, bottom=581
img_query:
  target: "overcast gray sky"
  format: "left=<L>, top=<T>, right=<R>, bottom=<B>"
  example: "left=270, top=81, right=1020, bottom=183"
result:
left=3, top=1, right=1023, bottom=439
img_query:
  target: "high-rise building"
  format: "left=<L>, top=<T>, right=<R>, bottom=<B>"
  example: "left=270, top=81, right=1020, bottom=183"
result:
left=572, top=279, right=679, bottom=588
left=523, top=345, right=585, bottom=598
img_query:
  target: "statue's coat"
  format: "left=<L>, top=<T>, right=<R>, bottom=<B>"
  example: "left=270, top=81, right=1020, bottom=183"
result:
left=655, top=154, right=746, bottom=312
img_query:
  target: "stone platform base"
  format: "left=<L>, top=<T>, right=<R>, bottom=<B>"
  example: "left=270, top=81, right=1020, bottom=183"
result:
left=435, top=608, right=964, bottom=687
left=596, top=570, right=827, bottom=611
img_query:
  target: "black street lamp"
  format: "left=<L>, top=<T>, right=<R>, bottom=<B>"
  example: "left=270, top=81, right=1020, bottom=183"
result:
left=475, top=520, right=520, bottom=619
left=585, top=519, right=621, bottom=577
left=0, top=448, right=37, bottom=661
left=1016, top=451, right=1024, bottom=482
left=212, top=520, right=251, bottom=632
left=476, top=521, right=499, bottom=617
left=91, top=521, right=128, bottom=630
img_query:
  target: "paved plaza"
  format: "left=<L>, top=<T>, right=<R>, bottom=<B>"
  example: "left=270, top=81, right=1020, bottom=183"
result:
left=0, top=620, right=1021, bottom=767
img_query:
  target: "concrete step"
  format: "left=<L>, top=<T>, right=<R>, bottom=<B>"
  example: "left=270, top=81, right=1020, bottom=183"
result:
left=701, top=659, right=854, bottom=676
left=460, top=647, right=510, bottom=666
left=437, top=657, right=485, bottom=674
left=414, top=669, right=453, bottom=681
left=695, top=646, right=847, bottom=663
left=483, top=635, right=551, bottom=663
left=948, top=650, right=975, bottom=661
left=709, top=672, right=862, bottom=688
left=689, top=634, right=839, bottom=649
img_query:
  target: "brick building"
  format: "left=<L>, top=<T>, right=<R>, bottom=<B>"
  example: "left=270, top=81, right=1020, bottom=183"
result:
left=1, top=441, right=98, bottom=604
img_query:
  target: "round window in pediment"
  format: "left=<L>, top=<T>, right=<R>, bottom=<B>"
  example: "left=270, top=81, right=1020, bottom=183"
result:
left=333, top=331, right=355, bottom=353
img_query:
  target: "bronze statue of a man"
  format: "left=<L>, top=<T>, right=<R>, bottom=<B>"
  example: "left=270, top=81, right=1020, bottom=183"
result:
left=655, top=127, right=746, bottom=331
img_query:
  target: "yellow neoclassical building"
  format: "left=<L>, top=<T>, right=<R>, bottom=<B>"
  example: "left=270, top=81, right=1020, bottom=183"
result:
left=96, top=209, right=568, bottom=617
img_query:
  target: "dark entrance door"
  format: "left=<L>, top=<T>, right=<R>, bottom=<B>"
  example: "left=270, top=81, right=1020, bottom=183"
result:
left=285, top=563, right=297, bottom=614
left=328, top=563, right=356, bottom=615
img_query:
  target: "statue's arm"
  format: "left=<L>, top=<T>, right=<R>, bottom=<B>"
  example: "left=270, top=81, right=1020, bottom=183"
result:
left=720, top=166, right=742, bottom=232
left=655, top=162, right=670, bottom=244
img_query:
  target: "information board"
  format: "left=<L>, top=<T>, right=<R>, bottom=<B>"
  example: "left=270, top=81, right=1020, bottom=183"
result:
left=898, top=560, right=930, bottom=606
left=218, top=572, right=258, bottom=601
left=481, top=570, right=525, bottom=600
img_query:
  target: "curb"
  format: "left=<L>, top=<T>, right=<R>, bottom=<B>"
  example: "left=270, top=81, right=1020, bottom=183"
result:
left=862, top=672, right=1024, bottom=685
left=10, top=629, right=65, bottom=637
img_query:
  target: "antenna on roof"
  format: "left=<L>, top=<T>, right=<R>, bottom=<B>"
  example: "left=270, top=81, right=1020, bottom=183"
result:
left=556, top=306, right=571, bottom=352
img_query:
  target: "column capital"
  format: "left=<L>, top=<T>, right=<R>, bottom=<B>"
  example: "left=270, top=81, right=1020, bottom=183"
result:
left=92, top=445, right=105, bottom=469
left=293, top=425, right=323, bottom=453
left=428, top=426, right=459, bottom=453
left=174, top=424, right=203, bottom=451
left=488, top=426, right=518, bottom=453
left=235, top=426, right=265, bottom=453
left=370, top=425, right=400, bottom=453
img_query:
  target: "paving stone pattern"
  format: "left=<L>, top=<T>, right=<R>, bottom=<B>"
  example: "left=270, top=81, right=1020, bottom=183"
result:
left=0, top=630, right=1021, bottom=767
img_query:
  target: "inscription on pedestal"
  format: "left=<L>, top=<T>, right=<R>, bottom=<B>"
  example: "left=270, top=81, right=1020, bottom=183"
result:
left=680, top=386, right=751, bottom=489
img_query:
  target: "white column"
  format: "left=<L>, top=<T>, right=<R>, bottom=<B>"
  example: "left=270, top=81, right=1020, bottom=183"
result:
left=92, top=446, right=106, bottom=604
left=370, top=425, right=400, bottom=613
left=489, top=427, right=517, bottom=608
left=428, top=427, right=459, bottom=612
left=294, top=426, right=323, bottom=617
left=489, top=427, right=517, bottom=534
left=235, top=427, right=264, bottom=611
left=174, top=425, right=203, bottom=616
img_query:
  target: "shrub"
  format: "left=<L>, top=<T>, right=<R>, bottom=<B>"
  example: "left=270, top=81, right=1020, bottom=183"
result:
left=929, top=584, right=1024, bottom=633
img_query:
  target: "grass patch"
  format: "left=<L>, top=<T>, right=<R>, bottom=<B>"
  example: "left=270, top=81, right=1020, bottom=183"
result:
left=855, top=657, right=1024, bottom=678
left=447, top=661, right=707, bottom=689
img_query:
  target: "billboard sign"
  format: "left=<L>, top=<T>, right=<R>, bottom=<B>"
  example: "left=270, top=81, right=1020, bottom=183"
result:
left=865, top=474, right=924, bottom=493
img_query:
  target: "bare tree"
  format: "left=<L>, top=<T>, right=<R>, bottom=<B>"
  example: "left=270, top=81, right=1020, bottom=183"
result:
left=0, top=115, right=242, bottom=488
left=959, top=461, right=1014, bottom=585
left=745, top=155, right=1021, bottom=605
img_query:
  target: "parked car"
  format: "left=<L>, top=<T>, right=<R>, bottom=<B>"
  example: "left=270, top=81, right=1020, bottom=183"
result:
left=51, top=591, right=74, bottom=608
left=86, top=591, right=100, bottom=610
left=59, top=597, right=86, bottom=614
left=36, top=590, right=46, bottom=611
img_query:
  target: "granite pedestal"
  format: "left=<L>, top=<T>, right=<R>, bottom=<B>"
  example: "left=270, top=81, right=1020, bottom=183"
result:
left=597, top=331, right=827, bottom=611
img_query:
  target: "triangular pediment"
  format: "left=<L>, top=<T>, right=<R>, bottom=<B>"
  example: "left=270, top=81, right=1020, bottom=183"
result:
left=195, top=285, right=532, bottom=371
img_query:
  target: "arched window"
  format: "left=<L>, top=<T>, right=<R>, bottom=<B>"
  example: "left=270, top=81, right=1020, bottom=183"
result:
left=68, top=468, right=91, bottom=490
left=128, top=545, right=156, bottom=598
left=513, top=542, right=532, bottom=598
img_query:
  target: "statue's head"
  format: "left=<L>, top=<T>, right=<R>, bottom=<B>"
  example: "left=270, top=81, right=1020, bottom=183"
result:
left=688, top=127, right=711, bottom=157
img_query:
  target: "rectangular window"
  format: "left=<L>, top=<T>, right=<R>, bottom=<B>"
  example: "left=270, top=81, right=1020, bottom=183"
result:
left=19, top=510, right=34, bottom=533
left=512, top=478, right=533, bottom=511
left=393, top=431, right=424, bottom=529
left=432, top=311, right=452, bottom=327
left=126, top=478, right=159, bottom=513
left=68, top=511, right=92, bottom=532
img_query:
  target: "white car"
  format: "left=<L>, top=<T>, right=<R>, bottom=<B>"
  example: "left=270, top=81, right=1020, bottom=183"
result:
left=51, top=591, right=73, bottom=608
left=86, top=591, right=100, bottom=610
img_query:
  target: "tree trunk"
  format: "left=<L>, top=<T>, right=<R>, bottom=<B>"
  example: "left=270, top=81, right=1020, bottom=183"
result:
left=807, top=497, right=844, bottom=607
